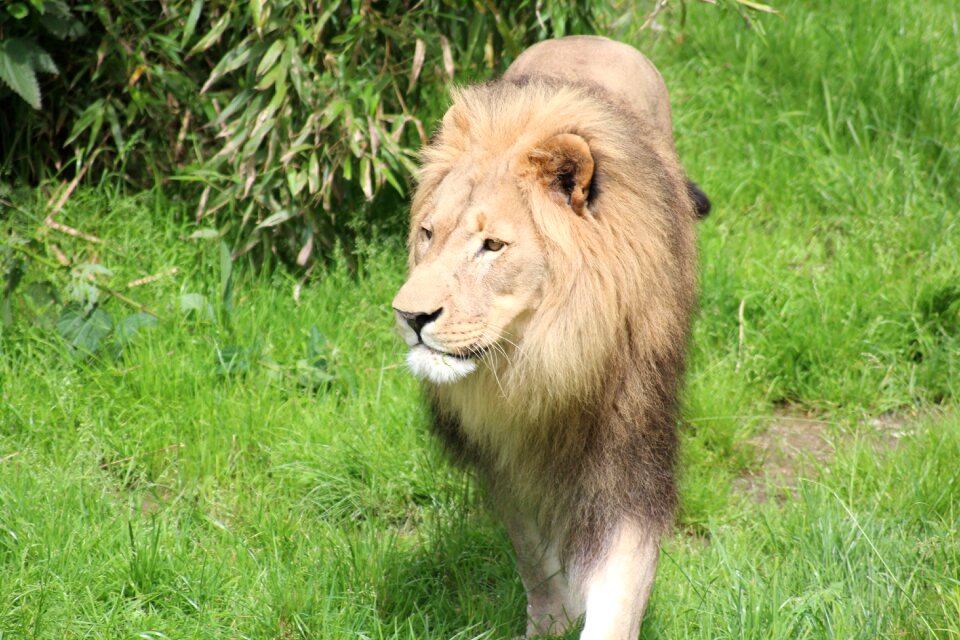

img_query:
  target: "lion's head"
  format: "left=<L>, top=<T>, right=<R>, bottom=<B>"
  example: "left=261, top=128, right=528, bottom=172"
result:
left=393, top=80, right=697, bottom=421
left=391, top=153, right=549, bottom=384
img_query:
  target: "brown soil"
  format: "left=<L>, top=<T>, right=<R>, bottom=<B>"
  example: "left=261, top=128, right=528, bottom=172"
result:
left=732, top=411, right=915, bottom=503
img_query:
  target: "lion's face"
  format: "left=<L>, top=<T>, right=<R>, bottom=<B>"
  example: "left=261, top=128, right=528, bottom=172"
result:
left=392, top=154, right=549, bottom=385
left=393, top=117, right=594, bottom=383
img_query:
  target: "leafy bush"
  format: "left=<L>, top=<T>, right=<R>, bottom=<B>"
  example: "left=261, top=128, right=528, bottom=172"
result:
left=0, top=1, right=86, bottom=175
left=1, top=1, right=774, bottom=267
left=183, top=1, right=597, bottom=266
left=0, top=2, right=77, bottom=110
left=0, top=0, right=215, bottom=182
left=1, top=1, right=597, bottom=265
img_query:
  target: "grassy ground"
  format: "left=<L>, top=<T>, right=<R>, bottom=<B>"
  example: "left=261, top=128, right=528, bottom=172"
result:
left=2, top=0, right=959, bottom=638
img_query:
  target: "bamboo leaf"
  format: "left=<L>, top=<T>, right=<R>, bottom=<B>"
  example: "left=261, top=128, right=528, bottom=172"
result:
left=250, top=0, right=267, bottom=30
left=360, top=156, right=372, bottom=200
left=202, top=40, right=261, bottom=94
left=409, top=38, right=425, bottom=90
left=220, top=241, right=233, bottom=313
left=735, top=0, right=779, bottom=14
left=256, top=209, right=295, bottom=229
left=256, top=39, right=285, bottom=79
left=189, top=11, right=232, bottom=56
left=307, top=152, right=320, bottom=194
left=210, top=89, right=255, bottom=127
left=296, top=233, right=313, bottom=266
left=440, top=36, right=454, bottom=80
left=105, top=103, right=125, bottom=154
left=182, top=0, right=205, bottom=47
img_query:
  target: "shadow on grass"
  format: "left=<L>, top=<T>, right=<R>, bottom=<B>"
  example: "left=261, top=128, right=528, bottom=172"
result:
left=375, top=513, right=529, bottom=638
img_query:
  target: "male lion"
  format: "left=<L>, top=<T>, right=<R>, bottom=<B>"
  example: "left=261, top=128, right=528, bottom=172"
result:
left=393, top=36, right=707, bottom=638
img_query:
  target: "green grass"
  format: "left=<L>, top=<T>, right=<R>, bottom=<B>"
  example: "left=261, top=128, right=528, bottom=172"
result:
left=2, top=0, right=959, bottom=637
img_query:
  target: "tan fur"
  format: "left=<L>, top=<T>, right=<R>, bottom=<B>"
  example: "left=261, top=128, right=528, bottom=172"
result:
left=393, top=36, right=700, bottom=638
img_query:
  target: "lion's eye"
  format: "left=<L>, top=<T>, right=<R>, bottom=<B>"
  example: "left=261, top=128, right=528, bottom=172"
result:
left=483, top=238, right=505, bottom=252
left=421, top=227, right=433, bottom=241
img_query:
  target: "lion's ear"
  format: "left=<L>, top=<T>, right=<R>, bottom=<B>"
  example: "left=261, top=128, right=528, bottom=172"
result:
left=528, top=133, right=595, bottom=216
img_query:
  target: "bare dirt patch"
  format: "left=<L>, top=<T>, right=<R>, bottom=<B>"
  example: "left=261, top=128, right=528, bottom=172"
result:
left=732, top=411, right=917, bottom=503
left=864, top=413, right=914, bottom=450
left=733, top=414, right=832, bottom=503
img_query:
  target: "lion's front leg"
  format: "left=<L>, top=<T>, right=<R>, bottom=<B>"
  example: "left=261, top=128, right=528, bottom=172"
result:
left=577, top=522, right=660, bottom=640
left=500, top=508, right=584, bottom=637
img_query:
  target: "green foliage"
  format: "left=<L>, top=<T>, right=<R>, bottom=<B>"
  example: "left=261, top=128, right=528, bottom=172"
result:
left=0, top=0, right=205, bottom=183
left=0, top=1, right=87, bottom=180
left=0, top=1, right=83, bottom=109
left=0, top=192, right=356, bottom=399
left=178, top=0, right=597, bottom=266
left=0, top=231, right=154, bottom=360
left=0, top=1, right=787, bottom=267
left=0, top=0, right=598, bottom=267
left=0, top=37, right=57, bottom=110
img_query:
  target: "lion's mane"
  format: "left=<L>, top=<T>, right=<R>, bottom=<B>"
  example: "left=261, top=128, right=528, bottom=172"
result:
left=411, top=78, right=698, bottom=559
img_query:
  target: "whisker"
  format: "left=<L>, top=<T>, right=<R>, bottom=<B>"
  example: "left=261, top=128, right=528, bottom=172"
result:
left=487, top=324, right=528, bottom=367
left=480, top=326, right=508, bottom=361
left=483, top=341, right=506, bottom=398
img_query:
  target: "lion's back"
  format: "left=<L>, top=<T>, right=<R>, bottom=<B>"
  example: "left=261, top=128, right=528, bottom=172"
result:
left=503, top=36, right=675, bottom=152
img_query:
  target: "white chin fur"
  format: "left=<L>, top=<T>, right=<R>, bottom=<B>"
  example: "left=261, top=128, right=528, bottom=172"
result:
left=406, top=345, right=477, bottom=384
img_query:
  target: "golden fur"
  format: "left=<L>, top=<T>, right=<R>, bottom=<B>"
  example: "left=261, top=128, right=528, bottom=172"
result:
left=399, top=79, right=696, bottom=506
left=392, top=36, right=701, bottom=637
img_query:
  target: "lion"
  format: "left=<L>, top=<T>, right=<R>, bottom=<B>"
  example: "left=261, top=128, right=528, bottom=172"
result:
left=392, top=36, right=708, bottom=639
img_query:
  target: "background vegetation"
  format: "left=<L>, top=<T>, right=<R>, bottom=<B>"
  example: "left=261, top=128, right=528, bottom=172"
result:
left=1, top=0, right=958, bottom=638
left=2, top=0, right=774, bottom=266
left=1, top=0, right=596, bottom=266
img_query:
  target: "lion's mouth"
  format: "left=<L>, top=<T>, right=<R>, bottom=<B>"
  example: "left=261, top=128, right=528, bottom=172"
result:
left=418, top=342, right=487, bottom=361
left=406, top=342, right=485, bottom=384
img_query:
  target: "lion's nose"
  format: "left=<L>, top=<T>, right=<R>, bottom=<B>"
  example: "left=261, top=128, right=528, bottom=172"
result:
left=395, top=307, right=443, bottom=339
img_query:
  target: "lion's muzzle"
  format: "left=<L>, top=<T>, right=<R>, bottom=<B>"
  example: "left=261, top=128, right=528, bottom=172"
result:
left=392, top=305, right=479, bottom=385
